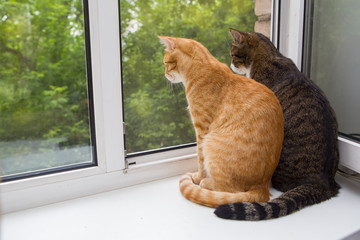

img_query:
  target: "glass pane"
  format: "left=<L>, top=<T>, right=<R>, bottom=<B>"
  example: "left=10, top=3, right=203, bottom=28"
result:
left=120, top=0, right=257, bottom=153
left=308, top=0, right=360, bottom=141
left=0, top=0, right=95, bottom=179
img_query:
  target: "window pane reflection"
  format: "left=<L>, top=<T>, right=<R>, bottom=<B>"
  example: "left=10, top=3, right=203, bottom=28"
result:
left=308, top=0, right=360, bottom=141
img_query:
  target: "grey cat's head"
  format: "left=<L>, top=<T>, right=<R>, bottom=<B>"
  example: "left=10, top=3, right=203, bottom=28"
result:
left=229, top=28, right=279, bottom=77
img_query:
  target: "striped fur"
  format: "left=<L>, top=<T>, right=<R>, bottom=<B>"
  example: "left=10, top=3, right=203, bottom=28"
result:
left=159, top=36, right=284, bottom=210
left=223, top=29, right=340, bottom=221
left=179, top=173, right=272, bottom=208
left=215, top=183, right=335, bottom=220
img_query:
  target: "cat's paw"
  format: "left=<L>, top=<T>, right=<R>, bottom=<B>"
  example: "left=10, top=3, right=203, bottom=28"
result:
left=199, top=178, right=215, bottom=190
left=191, top=172, right=203, bottom=185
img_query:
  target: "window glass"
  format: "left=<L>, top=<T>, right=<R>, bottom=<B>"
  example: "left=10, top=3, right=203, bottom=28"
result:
left=120, top=0, right=257, bottom=154
left=0, top=0, right=95, bottom=179
left=307, top=0, right=360, bottom=142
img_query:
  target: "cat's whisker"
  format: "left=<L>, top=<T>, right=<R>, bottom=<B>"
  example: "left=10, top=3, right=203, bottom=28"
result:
left=225, top=35, right=233, bottom=48
left=164, top=78, right=174, bottom=93
left=174, top=82, right=184, bottom=93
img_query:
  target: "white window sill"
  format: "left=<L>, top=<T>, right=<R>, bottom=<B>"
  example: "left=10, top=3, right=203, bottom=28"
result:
left=2, top=173, right=360, bottom=240
left=0, top=154, right=197, bottom=214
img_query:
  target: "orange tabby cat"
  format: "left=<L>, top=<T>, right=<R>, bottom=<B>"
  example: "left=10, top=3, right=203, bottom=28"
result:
left=158, top=36, right=284, bottom=208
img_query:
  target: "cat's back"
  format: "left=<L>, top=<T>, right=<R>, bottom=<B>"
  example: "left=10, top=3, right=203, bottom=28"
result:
left=259, top=56, right=332, bottom=109
left=210, top=72, right=284, bottom=161
left=264, top=56, right=338, bottom=191
left=271, top=67, right=333, bottom=117
left=220, top=73, right=283, bottom=126
left=267, top=63, right=337, bottom=136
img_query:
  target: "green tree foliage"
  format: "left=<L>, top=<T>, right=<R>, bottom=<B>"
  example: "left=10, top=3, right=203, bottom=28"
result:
left=121, top=0, right=256, bottom=152
left=0, top=0, right=256, bottom=174
left=0, top=0, right=90, bottom=174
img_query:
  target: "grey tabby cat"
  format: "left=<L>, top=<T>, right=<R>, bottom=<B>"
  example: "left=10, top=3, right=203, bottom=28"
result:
left=214, top=29, right=340, bottom=221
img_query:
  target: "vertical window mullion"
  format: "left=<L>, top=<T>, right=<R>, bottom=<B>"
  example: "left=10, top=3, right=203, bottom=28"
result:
left=89, top=0, right=125, bottom=172
left=278, top=0, right=305, bottom=69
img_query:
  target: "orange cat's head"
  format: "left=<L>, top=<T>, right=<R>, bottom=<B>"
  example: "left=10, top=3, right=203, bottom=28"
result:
left=158, top=36, right=193, bottom=84
left=158, top=36, right=214, bottom=85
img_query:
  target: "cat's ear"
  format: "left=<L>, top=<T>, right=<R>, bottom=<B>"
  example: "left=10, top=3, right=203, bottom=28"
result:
left=158, top=36, right=175, bottom=51
left=229, top=28, right=245, bottom=43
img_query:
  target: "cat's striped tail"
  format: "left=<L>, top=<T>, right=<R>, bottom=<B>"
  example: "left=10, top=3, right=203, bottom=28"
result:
left=214, top=183, right=339, bottom=221
left=179, top=173, right=270, bottom=208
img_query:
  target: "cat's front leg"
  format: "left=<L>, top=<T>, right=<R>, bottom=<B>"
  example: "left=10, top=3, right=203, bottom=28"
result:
left=192, top=141, right=207, bottom=185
